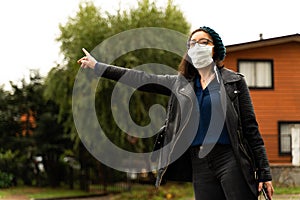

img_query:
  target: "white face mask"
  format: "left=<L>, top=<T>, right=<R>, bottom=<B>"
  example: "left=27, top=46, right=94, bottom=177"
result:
left=187, top=44, right=214, bottom=69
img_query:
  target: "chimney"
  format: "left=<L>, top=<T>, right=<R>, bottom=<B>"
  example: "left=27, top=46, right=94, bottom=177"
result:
left=259, top=33, right=263, bottom=40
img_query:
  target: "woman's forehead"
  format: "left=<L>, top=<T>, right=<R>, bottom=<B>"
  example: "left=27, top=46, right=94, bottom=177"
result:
left=191, top=31, right=212, bottom=40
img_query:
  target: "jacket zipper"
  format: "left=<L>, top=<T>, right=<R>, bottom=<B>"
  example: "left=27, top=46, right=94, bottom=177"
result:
left=157, top=87, right=195, bottom=187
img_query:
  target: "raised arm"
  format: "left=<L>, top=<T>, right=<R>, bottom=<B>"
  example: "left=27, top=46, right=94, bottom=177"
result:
left=77, top=48, right=176, bottom=95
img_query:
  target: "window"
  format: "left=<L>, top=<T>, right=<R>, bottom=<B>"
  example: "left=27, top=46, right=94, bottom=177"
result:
left=279, top=122, right=300, bottom=155
left=238, top=59, right=273, bottom=89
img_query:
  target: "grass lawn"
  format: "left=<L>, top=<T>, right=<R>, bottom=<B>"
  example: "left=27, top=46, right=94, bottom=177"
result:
left=0, top=183, right=193, bottom=200
left=112, top=182, right=194, bottom=200
left=0, top=186, right=101, bottom=199
left=1, top=183, right=300, bottom=200
left=274, top=186, right=300, bottom=194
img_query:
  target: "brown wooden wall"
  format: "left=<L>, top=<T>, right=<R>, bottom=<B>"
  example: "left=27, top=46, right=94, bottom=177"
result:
left=224, top=42, right=300, bottom=164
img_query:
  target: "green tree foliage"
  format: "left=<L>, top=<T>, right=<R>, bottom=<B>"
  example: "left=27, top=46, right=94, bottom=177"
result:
left=102, top=0, right=190, bottom=151
left=0, top=88, right=19, bottom=150
left=0, top=76, right=40, bottom=185
left=46, top=0, right=190, bottom=145
left=0, top=71, right=66, bottom=187
left=44, top=0, right=191, bottom=187
left=45, top=1, right=110, bottom=143
left=108, top=0, right=189, bottom=33
left=0, top=150, right=16, bottom=188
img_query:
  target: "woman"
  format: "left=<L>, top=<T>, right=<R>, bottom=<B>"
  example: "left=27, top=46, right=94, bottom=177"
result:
left=78, top=26, right=274, bottom=200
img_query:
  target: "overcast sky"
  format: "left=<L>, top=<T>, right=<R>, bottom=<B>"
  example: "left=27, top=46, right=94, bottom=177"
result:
left=0, top=0, right=299, bottom=90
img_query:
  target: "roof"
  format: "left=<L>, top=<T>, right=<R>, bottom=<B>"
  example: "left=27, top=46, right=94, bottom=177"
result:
left=225, top=33, right=300, bottom=52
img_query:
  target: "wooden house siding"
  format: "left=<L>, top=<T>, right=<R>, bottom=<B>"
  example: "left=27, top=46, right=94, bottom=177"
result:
left=224, top=38, right=300, bottom=164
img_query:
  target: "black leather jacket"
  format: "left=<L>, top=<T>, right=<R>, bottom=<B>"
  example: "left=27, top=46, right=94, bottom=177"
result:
left=94, top=62, right=272, bottom=197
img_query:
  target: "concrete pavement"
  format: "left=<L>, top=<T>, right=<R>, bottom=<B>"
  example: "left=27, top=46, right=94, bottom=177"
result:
left=32, top=193, right=300, bottom=200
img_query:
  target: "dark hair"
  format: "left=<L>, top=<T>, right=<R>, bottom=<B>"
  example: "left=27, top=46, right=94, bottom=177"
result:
left=178, top=53, right=198, bottom=79
left=178, top=26, right=226, bottom=79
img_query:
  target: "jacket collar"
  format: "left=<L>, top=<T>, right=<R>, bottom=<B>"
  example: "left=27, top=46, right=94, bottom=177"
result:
left=219, top=67, right=243, bottom=84
left=186, top=66, right=242, bottom=85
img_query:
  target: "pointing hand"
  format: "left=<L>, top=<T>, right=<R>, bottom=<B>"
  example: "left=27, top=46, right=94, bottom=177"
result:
left=77, top=48, right=97, bottom=69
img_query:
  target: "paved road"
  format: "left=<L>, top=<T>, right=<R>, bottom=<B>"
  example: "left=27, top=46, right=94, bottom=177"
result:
left=5, top=193, right=299, bottom=200
left=72, top=196, right=120, bottom=200
left=66, top=194, right=300, bottom=200
left=65, top=194, right=115, bottom=200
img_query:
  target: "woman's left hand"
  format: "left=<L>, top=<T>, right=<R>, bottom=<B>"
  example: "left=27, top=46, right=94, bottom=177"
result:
left=258, top=181, right=274, bottom=199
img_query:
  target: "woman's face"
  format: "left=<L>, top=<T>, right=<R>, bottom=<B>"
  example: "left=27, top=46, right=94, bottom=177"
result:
left=189, top=31, right=214, bottom=48
left=188, top=31, right=215, bottom=59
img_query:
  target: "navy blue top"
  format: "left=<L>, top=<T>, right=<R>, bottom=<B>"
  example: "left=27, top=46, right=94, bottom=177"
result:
left=191, top=75, right=230, bottom=146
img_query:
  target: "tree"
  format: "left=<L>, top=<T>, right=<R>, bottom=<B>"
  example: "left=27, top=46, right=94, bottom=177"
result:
left=0, top=71, right=67, bottom=187
left=44, top=2, right=111, bottom=190
left=44, top=0, right=191, bottom=190
left=0, top=76, right=40, bottom=186
left=0, top=88, right=18, bottom=187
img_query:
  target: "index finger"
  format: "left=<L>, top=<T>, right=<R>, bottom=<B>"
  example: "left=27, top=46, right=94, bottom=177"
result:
left=82, top=48, right=90, bottom=56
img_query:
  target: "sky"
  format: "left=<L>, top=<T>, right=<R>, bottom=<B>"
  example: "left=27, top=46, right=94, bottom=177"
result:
left=0, top=0, right=299, bottom=91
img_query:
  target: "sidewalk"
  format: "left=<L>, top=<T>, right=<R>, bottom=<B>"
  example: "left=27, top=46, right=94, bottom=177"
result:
left=185, top=194, right=300, bottom=200
left=4, top=193, right=300, bottom=200
left=47, top=193, right=300, bottom=200
left=65, top=195, right=115, bottom=200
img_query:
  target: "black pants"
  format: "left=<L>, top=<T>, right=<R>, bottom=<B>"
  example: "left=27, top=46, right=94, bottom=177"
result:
left=190, top=144, right=257, bottom=200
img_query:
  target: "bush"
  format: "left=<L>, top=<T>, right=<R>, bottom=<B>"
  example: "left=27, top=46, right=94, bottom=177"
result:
left=0, top=171, right=14, bottom=188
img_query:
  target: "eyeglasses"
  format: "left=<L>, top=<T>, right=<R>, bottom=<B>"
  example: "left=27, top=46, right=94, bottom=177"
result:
left=187, top=38, right=213, bottom=48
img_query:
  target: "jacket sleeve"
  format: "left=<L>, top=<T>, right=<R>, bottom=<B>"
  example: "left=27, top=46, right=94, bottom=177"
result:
left=94, top=62, right=177, bottom=96
left=237, top=76, right=272, bottom=182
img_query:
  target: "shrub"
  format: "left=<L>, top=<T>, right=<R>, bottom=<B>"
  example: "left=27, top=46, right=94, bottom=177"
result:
left=0, top=171, right=14, bottom=188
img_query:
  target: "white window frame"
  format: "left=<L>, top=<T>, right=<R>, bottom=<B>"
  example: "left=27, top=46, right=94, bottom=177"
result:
left=279, top=122, right=300, bottom=155
left=238, top=59, right=273, bottom=89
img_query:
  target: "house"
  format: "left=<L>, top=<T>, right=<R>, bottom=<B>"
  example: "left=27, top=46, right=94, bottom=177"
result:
left=224, top=33, right=300, bottom=166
